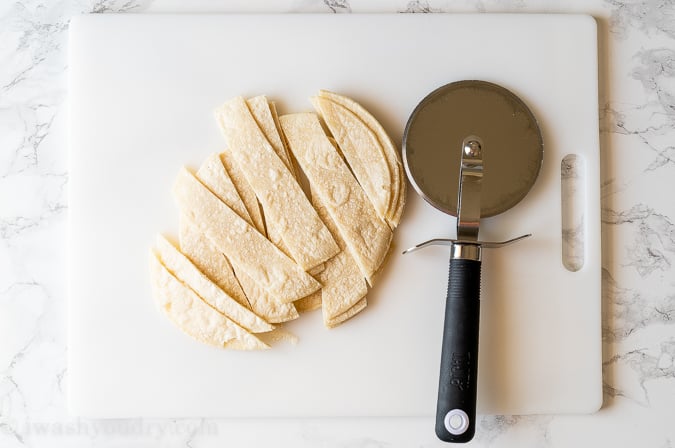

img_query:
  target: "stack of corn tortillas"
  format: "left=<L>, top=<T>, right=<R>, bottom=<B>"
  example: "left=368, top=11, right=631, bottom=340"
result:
left=150, top=91, right=406, bottom=349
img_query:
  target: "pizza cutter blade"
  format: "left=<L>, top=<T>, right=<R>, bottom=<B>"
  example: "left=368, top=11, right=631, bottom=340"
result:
left=402, top=80, right=543, bottom=443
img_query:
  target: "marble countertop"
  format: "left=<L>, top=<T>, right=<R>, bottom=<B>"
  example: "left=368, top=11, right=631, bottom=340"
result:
left=2, top=0, right=674, bottom=446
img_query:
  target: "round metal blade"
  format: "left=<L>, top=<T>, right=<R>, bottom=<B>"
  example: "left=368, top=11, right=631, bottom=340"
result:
left=402, top=80, right=544, bottom=218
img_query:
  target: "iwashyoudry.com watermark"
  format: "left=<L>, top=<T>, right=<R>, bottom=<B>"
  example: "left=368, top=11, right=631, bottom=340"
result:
left=13, top=418, right=219, bottom=438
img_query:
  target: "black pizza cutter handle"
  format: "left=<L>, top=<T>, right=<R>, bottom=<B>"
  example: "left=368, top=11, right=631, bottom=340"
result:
left=435, top=246, right=482, bottom=443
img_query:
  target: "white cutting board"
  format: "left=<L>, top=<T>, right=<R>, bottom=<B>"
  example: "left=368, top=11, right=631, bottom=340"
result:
left=68, top=13, right=602, bottom=418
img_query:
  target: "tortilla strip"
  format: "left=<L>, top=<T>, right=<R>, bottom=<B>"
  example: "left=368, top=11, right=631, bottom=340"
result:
left=294, top=291, right=322, bottom=313
left=311, top=96, right=392, bottom=225
left=182, top=222, right=298, bottom=324
left=233, top=264, right=299, bottom=323
left=180, top=224, right=298, bottom=324
left=388, top=158, right=406, bottom=227
left=220, top=148, right=299, bottom=275
left=197, top=153, right=252, bottom=226
left=326, top=298, right=368, bottom=329
left=178, top=217, right=250, bottom=309
left=280, top=113, right=392, bottom=284
left=150, top=252, right=268, bottom=350
left=308, top=263, right=325, bottom=276
left=199, top=151, right=288, bottom=257
left=248, top=96, right=300, bottom=258
left=312, top=194, right=368, bottom=322
left=192, top=159, right=299, bottom=321
left=269, top=101, right=297, bottom=179
left=220, top=151, right=265, bottom=235
left=191, top=157, right=299, bottom=322
left=216, top=96, right=339, bottom=270
left=257, top=328, right=299, bottom=346
left=155, top=234, right=272, bottom=333
left=173, top=167, right=320, bottom=302
left=318, top=90, right=406, bottom=228
left=247, top=96, right=294, bottom=173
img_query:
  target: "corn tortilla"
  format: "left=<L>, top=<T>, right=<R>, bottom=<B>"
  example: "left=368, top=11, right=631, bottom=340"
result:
left=173, top=167, right=320, bottom=303
left=216, top=96, right=339, bottom=270
left=150, top=251, right=268, bottom=350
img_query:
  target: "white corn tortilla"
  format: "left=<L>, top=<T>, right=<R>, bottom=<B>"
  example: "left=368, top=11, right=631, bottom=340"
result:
left=173, top=167, right=320, bottom=303
left=326, top=298, right=368, bottom=329
left=246, top=96, right=294, bottom=173
left=312, top=96, right=392, bottom=225
left=220, top=150, right=265, bottom=235
left=233, top=264, right=300, bottom=324
left=246, top=96, right=296, bottom=258
left=150, top=251, right=268, bottom=350
left=216, top=96, right=339, bottom=270
left=196, top=153, right=252, bottom=227
left=280, top=112, right=392, bottom=284
left=294, top=290, right=323, bottom=313
left=311, top=188, right=367, bottom=322
left=269, top=100, right=297, bottom=179
left=178, top=216, right=251, bottom=309
left=155, top=233, right=272, bottom=333
left=191, top=159, right=299, bottom=322
left=318, top=90, right=406, bottom=228
left=181, top=220, right=298, bottom=324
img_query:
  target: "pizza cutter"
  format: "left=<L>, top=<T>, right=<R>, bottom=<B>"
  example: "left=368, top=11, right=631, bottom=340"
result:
left=402, top=80, right=543, bottom=443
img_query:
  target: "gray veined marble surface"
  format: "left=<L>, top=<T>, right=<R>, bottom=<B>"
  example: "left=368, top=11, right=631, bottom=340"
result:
left=2, top=0, right=675, bottom=447
left=561, top=154, right=585, bottom=272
